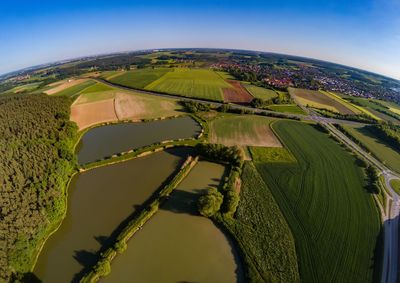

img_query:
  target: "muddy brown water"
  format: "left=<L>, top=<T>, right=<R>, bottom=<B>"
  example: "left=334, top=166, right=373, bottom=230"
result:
left=34, top=148, right=192, bottom=283
left=77, top=116, right=201, bottom=164
left=102, top=161, right=244, bottom=283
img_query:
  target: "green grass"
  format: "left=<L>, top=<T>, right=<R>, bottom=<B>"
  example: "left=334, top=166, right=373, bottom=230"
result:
left=343, top=96, right=399, bottom=122
left=8, top=82, right=41, bottom=93
left=245, top=85, right=277, bottom=100
left=52, top=80, right=96, bottom=97
left=216, top=71, right=235, bottom=80
left=108, top=68, right=170, bottom=89
left=249, top=146, right=295, bottom=163
left=254, top=120, right=381, bottom=282
left=268, top=104, right=306, bottom=115
left=145, top=68, right=231, bottom=101
left=220, top=162, right=300, bottom=282
left=390, top=179, right=400, bottom=195
left=209, top=115, right=280, bottom=147
left=80, top=82, right=114, bottom=94
left=343, top=125, right=400, bottom=173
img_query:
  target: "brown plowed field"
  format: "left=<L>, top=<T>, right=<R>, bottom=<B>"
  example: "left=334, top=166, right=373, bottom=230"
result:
left=223, top=80, right=254, bottom=104
left=71, top=99, right=118, bottom=130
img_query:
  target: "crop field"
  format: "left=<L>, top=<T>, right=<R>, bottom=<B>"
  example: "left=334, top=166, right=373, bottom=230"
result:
left=45, top=79, right=92, bottom=95
left=245, top=85, right=277, bottom=100
left=341, top=95, right=399, bottom=122
left=343, top=125, right=400, bottom=173
left=145, top=68, right=231, bottom=101
left=71, top=85, right=182, bottom=129
left=222, top=80, right=254, bottom=103
left=47, top=80, right=96, bottom=98
left=8, top=82, right=41, bottom=93
left=223, top=162, right=300, bottom=282
left=209, top=115, right=282, bottom=147
left=320, top=90, right=362, bottom=114
left=268, top=104, right=306, bottom=114
left=254, top=120, right=381, bottom=282
left=71, top=99, right=117, bottom=129
left=249, top=146, right=295, bottom=163
left=114, top=91, right=182, bottom=121
left=108, top=68, right=170, bottom=89
left=289, top=88, right=356, bottom=114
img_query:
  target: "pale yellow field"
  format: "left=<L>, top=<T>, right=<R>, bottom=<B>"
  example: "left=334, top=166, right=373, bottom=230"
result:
left=45, top=78, right=88, bottom=95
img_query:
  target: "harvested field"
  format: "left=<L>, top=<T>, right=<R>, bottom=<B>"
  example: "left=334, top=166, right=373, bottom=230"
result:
left=289, top=88, right=356, bottom=114
left=71, top=99, right=117, bottom=129
left=209, top=115, right=282, bottom=147
left=114, top=92, right=181, bottom=120
left=45, top=79, right=88, bottom=95
left=223, top=80, right=253, bottom=104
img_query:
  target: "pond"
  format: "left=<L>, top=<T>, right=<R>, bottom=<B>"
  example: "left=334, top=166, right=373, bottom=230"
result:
left=103, top=161, right=244, bottom=283
left=34, top=148, right=192, bottom=283
left=77, top=116, right=201, bottom=164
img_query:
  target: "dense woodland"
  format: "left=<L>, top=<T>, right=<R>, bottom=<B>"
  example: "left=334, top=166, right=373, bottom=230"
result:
left=0, top=93, right=78, bottom=281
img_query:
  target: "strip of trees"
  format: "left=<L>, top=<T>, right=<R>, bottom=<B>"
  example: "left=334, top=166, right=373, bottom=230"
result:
left=0, top=93, right=78, bottom=281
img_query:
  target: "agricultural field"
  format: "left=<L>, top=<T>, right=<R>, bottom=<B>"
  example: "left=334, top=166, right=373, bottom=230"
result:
left=245, top=84, right=277, bottom=100
left=46, top=79, right=96, bottom=97
left=222, top=80, right=253, bottom=103
left=254, top=120, right=381, bottom=282
left=341, top=95, right=400, bottom=122
left=108, top=68, right=170, bottom=89
left=343, top=125, right=400, bottom=173
left=268, top=104, right=306, bottom=115
left=222, top=162, right=300, bottom=282
left=209, top=115, right=282, bottom=147
left=7, top=82, right=41, bottom=93
left=249, top=146, right=295, bottom=163
left=45, top=78, right=91, bottom=95
left=145, top=68, right=231, bottom=101
left=289, top=87, right=357, bottom=114
left=71, top=83, right=182, bottom=129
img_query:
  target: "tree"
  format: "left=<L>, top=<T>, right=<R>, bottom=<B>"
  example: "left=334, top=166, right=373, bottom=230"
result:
left=198, top=188, right=223, bottom=217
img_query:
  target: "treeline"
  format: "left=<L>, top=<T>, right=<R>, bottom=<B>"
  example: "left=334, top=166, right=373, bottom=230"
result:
left=366, top=123, right=400, bottom=151
left=251, top=91, right=293, bottom=108
left=0, top=93, right=78, bottom=281
left=180, top=100, right=301, bottom=120
left=195, top=143, right=243, bottom=218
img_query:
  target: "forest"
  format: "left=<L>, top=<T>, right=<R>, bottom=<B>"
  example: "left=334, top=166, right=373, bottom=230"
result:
left=0, top=93, right=78, bottom=281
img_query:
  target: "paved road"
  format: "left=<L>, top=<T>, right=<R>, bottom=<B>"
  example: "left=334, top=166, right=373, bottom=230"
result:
left=95, top=77, right=399, bottom=282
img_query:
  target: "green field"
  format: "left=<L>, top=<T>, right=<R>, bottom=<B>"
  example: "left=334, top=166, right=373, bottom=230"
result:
left=254, top=120, right=381, bottom=282
left=249, top=146, right=295, bottom=163
left=145, top=68, right=231, bottom=101
left=268, top=104, right=306, bottom=114
left=390, top=179, right=400, bottom=195
left=80, top=82, right=114, bottom=94
left=343, top=95, right=399, bottom=122
left=343, top=125, right=400, bottom=173
left=222, top=162, right=300, bottom=282
left=108, top=68, right=170, bottom=89
left=52, top=80, right=96, bottom=97
left=245, top=85, right=277, bottom=100
left=209, top=115, right=281, bottom=147
left=8, top=82, right=41, bottom=93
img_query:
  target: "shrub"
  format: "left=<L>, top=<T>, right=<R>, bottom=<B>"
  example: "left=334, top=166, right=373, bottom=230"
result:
left=198, top=187, right=224, bottom=217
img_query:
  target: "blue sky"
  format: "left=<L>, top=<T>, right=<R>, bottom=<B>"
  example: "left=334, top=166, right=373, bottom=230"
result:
left=0, top=0, right=399, bottom=79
